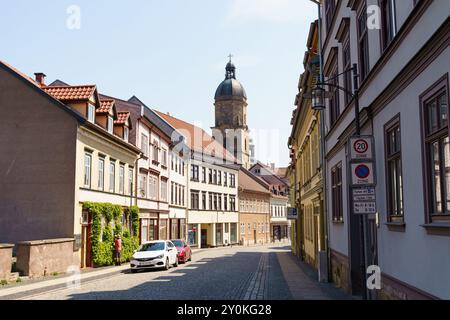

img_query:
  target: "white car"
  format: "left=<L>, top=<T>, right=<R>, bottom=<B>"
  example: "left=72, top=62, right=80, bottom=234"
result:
left=130, top=240, right=179, bottom=273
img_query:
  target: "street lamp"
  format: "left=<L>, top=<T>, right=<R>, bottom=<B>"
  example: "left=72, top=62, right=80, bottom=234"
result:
left=311, top=86, right=326, bottom=110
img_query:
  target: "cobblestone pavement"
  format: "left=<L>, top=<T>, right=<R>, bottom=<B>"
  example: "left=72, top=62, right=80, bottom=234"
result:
left=10, top=244, right=353, bottom=300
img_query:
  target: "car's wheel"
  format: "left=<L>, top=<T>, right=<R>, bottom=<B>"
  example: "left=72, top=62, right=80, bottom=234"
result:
left=174, top=257, right=179, bottom=267
left=165, top=258, right=170, bottom=270
left=188, top=253, right=192, bottom=262
left=131, top=269, right=137, bottom=274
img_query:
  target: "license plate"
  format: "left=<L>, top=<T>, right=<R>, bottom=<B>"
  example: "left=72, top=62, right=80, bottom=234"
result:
left=138, top=261, right=153, bottom=266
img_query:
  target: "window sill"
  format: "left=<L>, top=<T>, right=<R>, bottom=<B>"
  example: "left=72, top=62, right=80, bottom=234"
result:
left=421, top=222, right=450, bottom=237
left=385, top=222, right=406, bottom=232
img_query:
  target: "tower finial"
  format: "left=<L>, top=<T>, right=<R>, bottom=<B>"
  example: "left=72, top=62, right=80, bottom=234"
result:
left=225, top=55, right=236, bottom=80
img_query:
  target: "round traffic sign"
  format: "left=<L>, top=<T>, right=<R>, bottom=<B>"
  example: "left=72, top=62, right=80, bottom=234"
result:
left=353, top=139, right=369, bottom=154
left=355, top=164, right=370, bottom=179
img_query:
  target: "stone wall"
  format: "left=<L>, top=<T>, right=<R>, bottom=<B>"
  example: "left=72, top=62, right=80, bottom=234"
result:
left=0, top=244, right=13, bottom=280
left=330, top=249, right=350, bottom=293
left=16, top=238, right=75, bottom=278
left=378, top=273, right=438, bottom=300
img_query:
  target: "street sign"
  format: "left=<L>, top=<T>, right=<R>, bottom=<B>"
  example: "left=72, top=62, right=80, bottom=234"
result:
left=287, top=207, right=298, bottom=220
left=352, top=187, right=376, bottom=215
left=351, top=162, right=375, bottom=186
left=349, top=136, right=373, bottom=161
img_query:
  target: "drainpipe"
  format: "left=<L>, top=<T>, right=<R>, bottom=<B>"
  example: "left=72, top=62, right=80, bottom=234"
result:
left=309, top=0, right=330, bottom=283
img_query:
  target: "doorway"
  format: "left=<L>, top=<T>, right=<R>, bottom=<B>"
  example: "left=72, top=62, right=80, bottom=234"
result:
left=81, top=210, right=92, bottom=268
left=201, top=229, right=208, bottom=248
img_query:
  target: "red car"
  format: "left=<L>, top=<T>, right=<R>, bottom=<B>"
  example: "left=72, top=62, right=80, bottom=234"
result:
left=171, top=239, right=192, bottom=263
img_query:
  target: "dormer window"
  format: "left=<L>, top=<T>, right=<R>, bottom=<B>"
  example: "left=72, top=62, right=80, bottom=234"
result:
left=87, top=104, right=95, bottom=122
left=108, top=116, right=113, bottom=134
left=124, top=127, right=129, bottom=142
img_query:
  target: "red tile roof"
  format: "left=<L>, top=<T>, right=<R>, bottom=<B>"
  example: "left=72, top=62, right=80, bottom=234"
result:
left=154, top=111, right=236, bottom=162
left=114, top=111, right=130, bottom=125
left=98, top=99, right=115, bottom=113
left=43, top=85, right=96, bottom=101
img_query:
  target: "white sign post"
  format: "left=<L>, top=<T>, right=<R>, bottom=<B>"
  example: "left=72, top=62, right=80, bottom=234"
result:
left=348, top=136, right=377, bottom=216
left=349, top=136, right=374, bottom=161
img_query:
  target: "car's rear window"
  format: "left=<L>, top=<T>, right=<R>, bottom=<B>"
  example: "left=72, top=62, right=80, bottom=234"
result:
left=171, top=240, right=183, bottom=247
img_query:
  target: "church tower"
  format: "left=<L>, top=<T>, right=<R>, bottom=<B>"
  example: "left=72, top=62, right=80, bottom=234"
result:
left=212, top=57, right=250, bottom=169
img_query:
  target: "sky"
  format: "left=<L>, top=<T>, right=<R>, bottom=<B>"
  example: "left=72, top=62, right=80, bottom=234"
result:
left=1, top=0, right=317, bottom=167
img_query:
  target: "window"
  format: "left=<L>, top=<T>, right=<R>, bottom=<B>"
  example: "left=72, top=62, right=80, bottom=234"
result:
left=202, top=192, right=207, bottom=210
left=87, top=104, right=95, bottom=122
left=174, top=183, right=178, bottom=204
left=152, top=140, right=159, bottom=163
left=128, top=168, right=133, bottom=196
left=124, top=127, right=129, bottom=142
left=171, top=155, right=174, bottom=170
left=385, top=116, right=404, bottom=222
left=213, top=193, right=218, bottom=210
left=230, top=174, right=236, bottom=187
left=421, top=76, right=449, bottom=222
left=213, top=170, right=217, bottom=184
left=357, top=3, right=370, bottom=82
left=202, top=167, right=206, bottom=183
left=224, top=195, right=228, bottom=211
left=343, top=35, right=352, bottom=105
left=329, top=62, right=340, bottom=126
left=139, top=174, right=147, bottom=198
left=109, top=161, right=116, bottom=193
left=98, top=158, right=105, bottom=190
left=191, top=165, right=199, bottom=181
left=182, top=161, right=185, bottom=176
left=325, top=0, right=336, bottom=31
left=119, top=165, right=125, bottom=194
left=190, top=191, right=200, bottom=210
left=84, top=153, right=92, bottom=188
left=141, top=134, right=148, bottom=157
left=161, top=180, right=167, bottom=202
left=381, top=0, right=397, bottom=50
left=209, top=169, right=213, bottom=184
left=230, top=196, right=236, bottom=211
left=218, top=170, right=222, bottom=185
left=331, top=163, right=343, bottom=222
left=108, top=116, right=114, bottom=134
left=162, top=149, right=167, bottom=167
left=224, top=172, right=228, bottom=186
left=171, top=182, right=174, bottom=204
left=149, top=175, right=158, bottom=200
left=209, top=193, right=213, bottom=210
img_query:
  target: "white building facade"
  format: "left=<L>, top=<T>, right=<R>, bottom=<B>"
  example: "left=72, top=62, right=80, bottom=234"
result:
left=319, top=0, right=450, bottom=299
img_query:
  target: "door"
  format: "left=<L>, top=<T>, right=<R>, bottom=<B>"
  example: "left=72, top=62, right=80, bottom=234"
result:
left=253, top=230, right=257, bottom=244
left=201, top=229, right=208, bottom=247
left=81, top=211, right=92, bottom=268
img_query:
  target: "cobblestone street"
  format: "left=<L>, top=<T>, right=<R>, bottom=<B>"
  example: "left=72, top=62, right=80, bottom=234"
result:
left=1, top=244, right=353, bottom=300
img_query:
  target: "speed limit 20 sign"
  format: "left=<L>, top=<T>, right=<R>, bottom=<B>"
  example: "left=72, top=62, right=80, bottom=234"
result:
left=349, top=136, right=373, bottom=160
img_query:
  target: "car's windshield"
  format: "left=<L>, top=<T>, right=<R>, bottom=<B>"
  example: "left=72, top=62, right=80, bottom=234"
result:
left=138, top=242, right=165, bottom=252
left=171, top=240, right=183, bottom=247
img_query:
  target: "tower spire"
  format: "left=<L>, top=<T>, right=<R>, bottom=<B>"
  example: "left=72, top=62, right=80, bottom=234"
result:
left=225, top=54, right=236, bottom=80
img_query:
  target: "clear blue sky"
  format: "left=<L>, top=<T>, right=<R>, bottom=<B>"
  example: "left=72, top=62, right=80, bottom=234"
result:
left=1, top=0, right=317, bottom=167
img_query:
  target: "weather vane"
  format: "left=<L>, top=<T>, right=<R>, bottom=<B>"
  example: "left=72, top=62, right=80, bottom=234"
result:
left=228, top=54, right=233, bottom=62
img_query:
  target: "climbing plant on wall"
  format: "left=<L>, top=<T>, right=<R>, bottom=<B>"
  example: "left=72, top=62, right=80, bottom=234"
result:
left=82, top=202, right=140, bottom=267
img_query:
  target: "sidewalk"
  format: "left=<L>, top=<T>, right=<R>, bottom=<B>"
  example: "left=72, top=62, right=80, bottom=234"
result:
left=0, top=264, right=129, bottom=300
left=276, top=251, right=357, bottom=300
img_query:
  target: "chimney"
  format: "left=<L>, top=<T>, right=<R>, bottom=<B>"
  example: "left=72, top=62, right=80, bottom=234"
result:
left=271, top=163, right=275, bottom=171
left=34, top=73, right=46, bottom=87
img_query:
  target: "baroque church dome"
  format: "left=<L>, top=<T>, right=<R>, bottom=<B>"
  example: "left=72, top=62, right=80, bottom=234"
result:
left=214, top=60, right=247, bottom=100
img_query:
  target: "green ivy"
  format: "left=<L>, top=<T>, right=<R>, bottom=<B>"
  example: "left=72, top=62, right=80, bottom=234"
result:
left=82, top=202, right=140, bottom=267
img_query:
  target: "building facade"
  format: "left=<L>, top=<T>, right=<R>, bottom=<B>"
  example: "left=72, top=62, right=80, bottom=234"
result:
left=0, top=63, right=140, bottom=268
left=250, top=162, right=291, bottom=242
left=155, top=111, right=240, bottom=248
left=318, top=0, right=450, bottom=299
left=288, top=20, right=327, bottom=271
left=238, top=168, right=271, bottom=246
